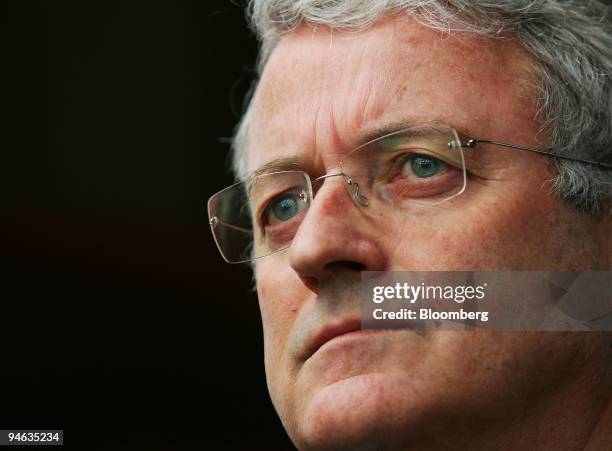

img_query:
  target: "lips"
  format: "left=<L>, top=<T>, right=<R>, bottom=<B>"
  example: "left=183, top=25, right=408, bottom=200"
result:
left=304, top=318, right=362, bottom=361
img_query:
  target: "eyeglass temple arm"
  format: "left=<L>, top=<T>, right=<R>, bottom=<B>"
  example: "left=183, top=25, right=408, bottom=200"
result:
left=463, top=138, right=612, bottom=168
left=209, top=217, right=253, bottom=235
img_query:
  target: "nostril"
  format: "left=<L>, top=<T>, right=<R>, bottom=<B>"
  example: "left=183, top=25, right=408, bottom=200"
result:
left=324, top=261, right=365, bottom=271
left=299, top=276, right=319, bottom=293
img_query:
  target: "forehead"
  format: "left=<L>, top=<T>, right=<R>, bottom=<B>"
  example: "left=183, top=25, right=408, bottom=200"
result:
left=247, top=17, right=536, bottom=173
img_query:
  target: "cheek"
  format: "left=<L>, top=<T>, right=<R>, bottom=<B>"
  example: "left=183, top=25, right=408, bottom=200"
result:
left=459, top=183, right=589, bottom=269
left=256, top=259, right=304, bottom=368
left=257, top=266, right=302, bottom=329
left=256, top=259, right=309, bottom=423
left=387, top=185, right=571, bottom=271
left=454, top=205, right=560, bottom=269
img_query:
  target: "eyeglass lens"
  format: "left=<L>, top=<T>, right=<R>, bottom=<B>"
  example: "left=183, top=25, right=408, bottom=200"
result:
left=208, top=125, right=466, bottom=263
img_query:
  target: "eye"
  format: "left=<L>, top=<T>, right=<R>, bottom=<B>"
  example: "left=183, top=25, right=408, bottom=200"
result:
left=404, top=154, right=445, bottom=178
left=264, top=192, right=305, bottom=225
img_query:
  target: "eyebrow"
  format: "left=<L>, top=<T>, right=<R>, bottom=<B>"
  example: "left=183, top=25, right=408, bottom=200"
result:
left=358, top=120, right=421, bottom=145
left=249, top=157, right=303, bottom=179
left=357, top=119, right=470, bottom=147
left=248, top=120, right=469, bottom=178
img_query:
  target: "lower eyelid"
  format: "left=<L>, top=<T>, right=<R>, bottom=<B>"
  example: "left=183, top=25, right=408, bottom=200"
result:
left=262, top=210, right=306, bottom=241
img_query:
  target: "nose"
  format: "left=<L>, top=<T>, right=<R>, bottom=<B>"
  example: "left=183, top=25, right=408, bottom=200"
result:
left=288, top=174, right=387, bottom=292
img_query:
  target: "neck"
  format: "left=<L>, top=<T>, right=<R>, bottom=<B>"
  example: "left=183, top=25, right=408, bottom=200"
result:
left=400, top=346, right=612, bottom=451
left=584, top=394, right=612, bottom=450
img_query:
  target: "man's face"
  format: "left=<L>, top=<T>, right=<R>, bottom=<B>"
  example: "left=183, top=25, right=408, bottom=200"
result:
left=247, top=18, right=609, bottom=450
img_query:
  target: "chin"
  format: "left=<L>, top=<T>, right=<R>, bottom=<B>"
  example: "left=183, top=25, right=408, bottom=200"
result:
left=290, top=372, right=425, bottom=451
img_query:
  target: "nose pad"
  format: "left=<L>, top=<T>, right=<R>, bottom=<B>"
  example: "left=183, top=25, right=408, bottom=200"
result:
left=311, top=172, right=369, bottom=209
left=345, top=176, right=369, bottom=207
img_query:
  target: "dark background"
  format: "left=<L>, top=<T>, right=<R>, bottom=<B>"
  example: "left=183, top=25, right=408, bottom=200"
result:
left=2, top=1, right=295, bottom=449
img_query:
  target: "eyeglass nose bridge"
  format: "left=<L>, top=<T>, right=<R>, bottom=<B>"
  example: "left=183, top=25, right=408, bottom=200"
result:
left=311, top=171, right=369, bottom=208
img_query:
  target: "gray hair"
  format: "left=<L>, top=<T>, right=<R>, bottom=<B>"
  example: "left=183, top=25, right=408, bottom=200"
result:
left=232, top=0, right=612, bottom=214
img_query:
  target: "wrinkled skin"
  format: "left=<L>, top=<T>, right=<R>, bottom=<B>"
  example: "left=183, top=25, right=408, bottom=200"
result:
left=247, top=17, right=611, bottom=451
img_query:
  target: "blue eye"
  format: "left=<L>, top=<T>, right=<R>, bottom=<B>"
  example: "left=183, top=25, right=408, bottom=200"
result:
left=406, top=155, right=444, bottom=178
left=266, top=193, right=302, bottom=224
